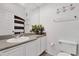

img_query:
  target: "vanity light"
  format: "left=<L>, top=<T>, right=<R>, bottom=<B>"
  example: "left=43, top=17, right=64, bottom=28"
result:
left=56, top=4, right=76, bottom=14
left=69, top=4, right=75, bottom=10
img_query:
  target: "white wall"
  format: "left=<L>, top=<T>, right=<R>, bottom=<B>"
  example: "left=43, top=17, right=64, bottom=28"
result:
left=29, top=3, right=79, bottom=55
left=0, top=3, right=27, bottom=35
left=28, top=8, right=40, bottom=31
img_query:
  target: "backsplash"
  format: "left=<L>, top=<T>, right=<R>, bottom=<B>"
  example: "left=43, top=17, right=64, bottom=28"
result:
left=0, top=35, right=13, bottom=40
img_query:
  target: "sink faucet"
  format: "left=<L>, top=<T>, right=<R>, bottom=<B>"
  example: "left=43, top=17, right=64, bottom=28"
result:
left=15, top=32, right=24, bottom=38
left=19, top=32, right=24, bottom=37
left=12, top=31, right=24, bottom=38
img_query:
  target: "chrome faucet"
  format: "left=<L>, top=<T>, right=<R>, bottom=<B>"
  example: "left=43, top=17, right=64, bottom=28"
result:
left=19, top=32, right=24, bottom=37
left=15, top=32, right=24, bottom=38
left=12, top=31, right=24, bottom=38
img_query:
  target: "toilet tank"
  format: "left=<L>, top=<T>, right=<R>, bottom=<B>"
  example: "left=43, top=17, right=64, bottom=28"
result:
left=59, top=40, right=78, bottom=55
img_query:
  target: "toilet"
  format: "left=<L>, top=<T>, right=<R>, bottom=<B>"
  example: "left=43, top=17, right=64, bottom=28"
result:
left=57, top=40, right=78, bottom=56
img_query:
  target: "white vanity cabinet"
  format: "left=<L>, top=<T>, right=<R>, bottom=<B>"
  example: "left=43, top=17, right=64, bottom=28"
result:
left=36, top=38, right=41, bottom=55
left=0, top=44, right=26, bottom=56
left=0, top=36, right=47, bottom=56
left=27, top=38, right=40, bottom=56
left=40, top=36, right=47, bottom=53
left=28, top=36, right=47, bottom=56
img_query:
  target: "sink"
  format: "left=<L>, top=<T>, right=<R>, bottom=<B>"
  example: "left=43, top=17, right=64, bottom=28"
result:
left=6, top=37, right=30, bottom=43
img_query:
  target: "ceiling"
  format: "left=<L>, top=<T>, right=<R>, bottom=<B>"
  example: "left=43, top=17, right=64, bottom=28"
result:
left=19, top=3, right=46, bottom=11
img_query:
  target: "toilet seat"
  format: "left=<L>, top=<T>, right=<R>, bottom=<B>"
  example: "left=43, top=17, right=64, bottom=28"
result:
left=57, top=52, right=71, bottom=56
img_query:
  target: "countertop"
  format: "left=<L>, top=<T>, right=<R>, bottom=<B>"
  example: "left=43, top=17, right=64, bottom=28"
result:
left=0, top=34, right=46, bottom=51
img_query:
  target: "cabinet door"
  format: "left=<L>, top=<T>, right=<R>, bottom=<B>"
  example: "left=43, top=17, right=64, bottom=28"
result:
left=40, top=36, right=47, bottom=53
left=36, top=38, right=41, bottom=55
left=0, top=44, right=26, bottom=56
left=25, top=43, right=29, bottom=56
left=28, top=39, right=40, bottom=56
left=28, top=40, right=37, bottom=56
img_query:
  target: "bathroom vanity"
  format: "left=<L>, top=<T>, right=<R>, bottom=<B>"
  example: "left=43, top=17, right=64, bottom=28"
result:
left=0, top=34, right=47, bottom=56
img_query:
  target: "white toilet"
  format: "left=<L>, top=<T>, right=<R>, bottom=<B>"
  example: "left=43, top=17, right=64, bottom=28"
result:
left=57, top=40, right=78, bottom=56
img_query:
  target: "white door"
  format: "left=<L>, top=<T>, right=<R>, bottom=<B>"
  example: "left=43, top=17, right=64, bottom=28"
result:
left=25, top=43, right=29, bottom=56
left=40, top=36, right=47, bottom=53
left=36, top=38, right=41, bottom=55
left=28, top=40, right=37, bottom=56
left=28, top=39, right=40, bottom=56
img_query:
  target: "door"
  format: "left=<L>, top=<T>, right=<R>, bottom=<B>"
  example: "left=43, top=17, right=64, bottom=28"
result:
left=36, top=38, right=41, bottom=55
left=28, top=40, right=37, bottom=56
left=28, top=39, right=40, bottom=56
left=40, top=36, right=47, bottom=53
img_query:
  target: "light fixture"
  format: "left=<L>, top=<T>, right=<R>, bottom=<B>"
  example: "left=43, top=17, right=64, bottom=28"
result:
left=56, top=4, right=76, bottom=14
left=69, top=4, right=75, bottom=10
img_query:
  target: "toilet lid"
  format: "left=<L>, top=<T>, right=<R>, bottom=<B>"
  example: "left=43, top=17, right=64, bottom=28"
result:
left=57, top=52, right=71, bottom=56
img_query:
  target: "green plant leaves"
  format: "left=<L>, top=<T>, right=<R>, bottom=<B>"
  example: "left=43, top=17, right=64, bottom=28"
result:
left=30, top=24, right=44, bottom=34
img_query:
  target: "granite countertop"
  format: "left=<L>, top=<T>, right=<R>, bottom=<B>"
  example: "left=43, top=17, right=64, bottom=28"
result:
left=0, top=34, right=46, bottom=51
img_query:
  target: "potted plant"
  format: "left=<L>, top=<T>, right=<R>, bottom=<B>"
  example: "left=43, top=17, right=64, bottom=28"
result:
left=38, top=25, right=44, bottom=34
left=30, top=24, right=44, bottom=35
